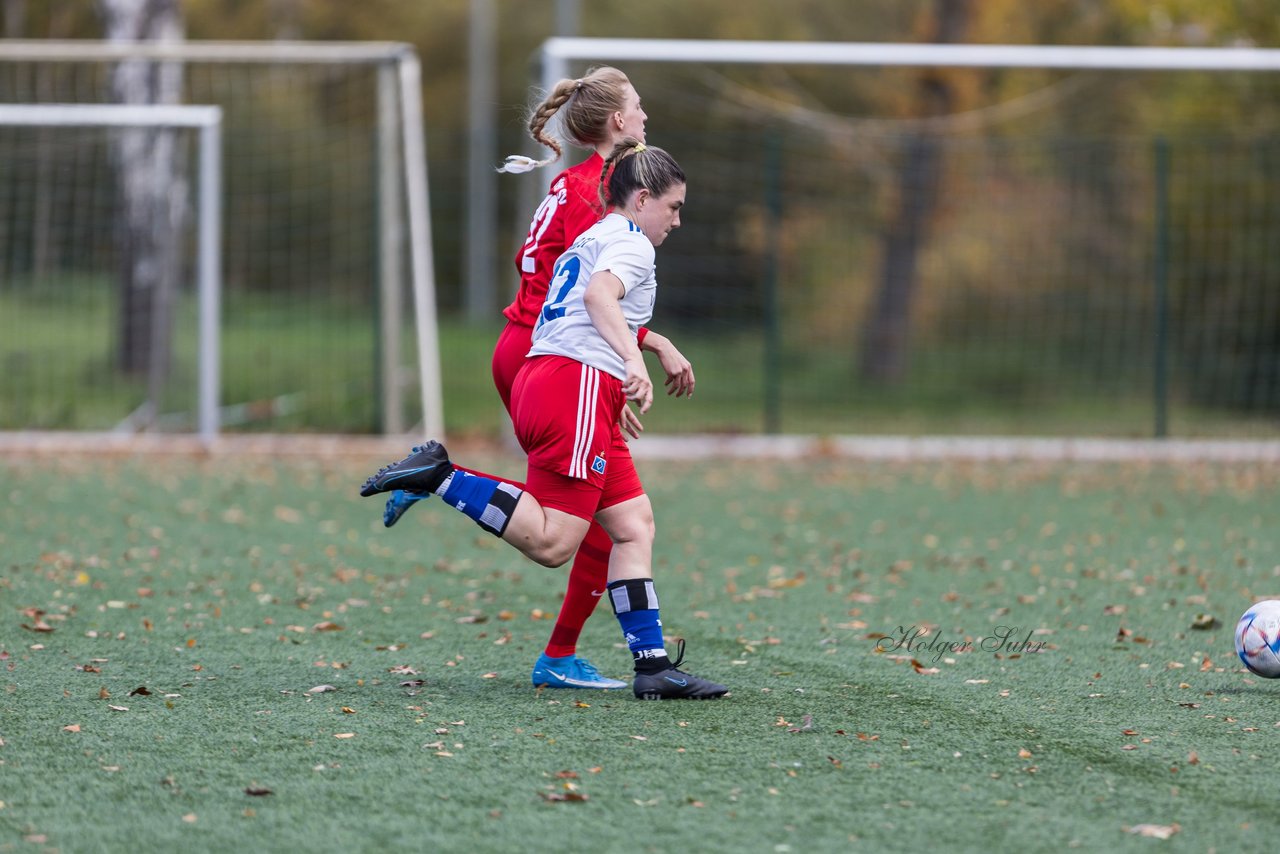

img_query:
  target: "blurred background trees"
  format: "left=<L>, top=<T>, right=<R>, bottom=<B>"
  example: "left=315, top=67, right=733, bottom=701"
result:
left=3, top=1, right=1278, bottom=433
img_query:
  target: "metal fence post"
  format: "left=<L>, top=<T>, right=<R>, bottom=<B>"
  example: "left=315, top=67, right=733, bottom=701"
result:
left=1153, top=136, right=1170, bottom=439
left=763, top=131, right=783, bottom=434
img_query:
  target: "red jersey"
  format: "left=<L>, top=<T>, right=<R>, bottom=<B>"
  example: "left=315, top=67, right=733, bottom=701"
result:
left=503, top=153, right=605, bottom=327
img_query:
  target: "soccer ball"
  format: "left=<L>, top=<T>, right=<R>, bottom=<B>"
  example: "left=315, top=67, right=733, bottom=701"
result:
left=1234, top=599, right=1280, bottom=677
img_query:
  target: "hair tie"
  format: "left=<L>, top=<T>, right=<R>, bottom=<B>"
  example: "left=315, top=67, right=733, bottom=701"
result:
left=633, top=142, right=646, bottom=153
left=574, top=78, right=584, bottom=91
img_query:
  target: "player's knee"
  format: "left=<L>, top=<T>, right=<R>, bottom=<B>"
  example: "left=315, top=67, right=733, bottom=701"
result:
left=611, top=513, right=654, bottom=548
left=528, top=539, right=576, bottom=568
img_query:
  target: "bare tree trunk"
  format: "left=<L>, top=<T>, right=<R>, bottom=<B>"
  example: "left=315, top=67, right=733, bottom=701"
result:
left=3, top=0, right=23, bottom=37
left=98, top=0, right=187, bottom=403
left=859, top=0, right=971, bottom=384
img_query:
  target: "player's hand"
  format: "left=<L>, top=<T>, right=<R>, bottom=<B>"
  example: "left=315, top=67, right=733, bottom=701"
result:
left=622, top=357, right=653, bottom=414
left=655, top=339, right=694, bottom=398
left=641, top=331, right=695, bottom=398
left=619, top=404, right=644, bottom=441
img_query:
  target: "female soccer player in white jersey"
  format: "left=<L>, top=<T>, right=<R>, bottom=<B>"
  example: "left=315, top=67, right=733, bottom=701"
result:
left=362, top=140, right=726, bottom=700
left=382, top=67, right=695, bottom=693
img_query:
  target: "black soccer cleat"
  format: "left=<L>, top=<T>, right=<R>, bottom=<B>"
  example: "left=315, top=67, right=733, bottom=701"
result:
left=360, top=441, right=453, bottom=497
left=632, top=640, right=728, bottom=700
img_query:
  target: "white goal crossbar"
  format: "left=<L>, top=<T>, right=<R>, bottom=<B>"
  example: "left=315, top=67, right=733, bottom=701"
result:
left=0, top=103, right=224, bottom=442
left=541, top=38, right=1280, bottom=83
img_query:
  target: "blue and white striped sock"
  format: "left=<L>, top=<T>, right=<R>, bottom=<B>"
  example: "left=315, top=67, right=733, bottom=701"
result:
left=608, top=578, right=668, bottom=672
left=435, top=471, right=522, bottom=537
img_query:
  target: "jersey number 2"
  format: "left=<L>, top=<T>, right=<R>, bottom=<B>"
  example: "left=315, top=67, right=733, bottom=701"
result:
left=538, top=256, right=581, bottom=328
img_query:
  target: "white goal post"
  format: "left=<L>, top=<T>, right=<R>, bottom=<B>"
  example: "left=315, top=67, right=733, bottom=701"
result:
left=524, top=37, right=1280, bottom=458
left=0, top=103, right=223, bottom=441
left=537, top=38, right=1280, bottom=167
left=0, top=40, right=444, bottom=440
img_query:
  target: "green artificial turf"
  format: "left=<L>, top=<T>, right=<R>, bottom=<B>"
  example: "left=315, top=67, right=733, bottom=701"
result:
left=2, top=454, right=1278, bottom=852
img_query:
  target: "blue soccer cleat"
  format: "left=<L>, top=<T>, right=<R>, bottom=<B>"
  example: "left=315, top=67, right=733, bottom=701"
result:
left=383, top=489, right=430, bottom=528
left=531, top=653, right=628, bottom=690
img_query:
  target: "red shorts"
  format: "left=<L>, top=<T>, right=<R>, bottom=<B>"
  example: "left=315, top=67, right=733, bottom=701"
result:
left=511, top=355, right=644, bottom=520
left=491, top=320, right=533, bottom=415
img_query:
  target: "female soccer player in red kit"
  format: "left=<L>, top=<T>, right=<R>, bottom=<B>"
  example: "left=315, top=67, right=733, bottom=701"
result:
left=381, top=67, right=696, bottom=692
left=362, top=139, right=726, bottom=700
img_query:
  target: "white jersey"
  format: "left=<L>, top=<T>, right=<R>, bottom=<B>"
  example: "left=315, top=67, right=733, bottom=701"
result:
left=528, top=212, right=657, bottom=380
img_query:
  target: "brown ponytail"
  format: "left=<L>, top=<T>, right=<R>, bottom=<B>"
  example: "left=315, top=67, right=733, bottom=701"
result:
left=498, top=67, right=632, bottom=174
left=599, top=138, right=685, bottom=209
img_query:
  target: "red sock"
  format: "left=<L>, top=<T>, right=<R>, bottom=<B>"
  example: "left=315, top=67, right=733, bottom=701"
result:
left=452, top=464, right=525, bottom=491
left=544, top=521, right=612, bottom=658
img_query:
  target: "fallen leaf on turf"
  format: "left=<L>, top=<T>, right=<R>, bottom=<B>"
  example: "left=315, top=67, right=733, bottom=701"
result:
left=1190, top=613, right=1219, bottom=630
left=767, top=574, right=805, bottom=589
left=1124, top=824, right=1179, bottom=839
left=554, top=770, right=579, bottom=779
left=1188, top=751, right=1199, bottom=765
left=273, top=505, right=301, bottom=523
left=182, top=814, right=197, bottom=824
left=828, top=756, right=843, bottom=768
left=244, top=787, right=273, bottom=796
left=540, top=792, right=588, bottom=802
left=1018, top=749, right=1032, bottom=759
left=341, top=707, right=356, bottom=714
left=129, top=686, right=151, bottom=696
left=334, top=733, right=355, bottom=739
left=99, top=687, right=110, bottom=700
left=481, top=672, right=498, bottom=679
left=62, top=724, right=81, bottom=733
left=399, top=680, right=425, bottom=688
left=108, top=705, right=129, bottom=712
left=787, top=715, right=815, bottom=733
left=1103, top=604, right=1126, bottom=615
left=307, top=685, right=338, bottom=694
left=910, top=659, right=939, bottom=675
left=388, top=665, right=418, bottom=675
left=1200, top=657, right=1213, bottom=672
left=312, top=621, right=343, bottom=632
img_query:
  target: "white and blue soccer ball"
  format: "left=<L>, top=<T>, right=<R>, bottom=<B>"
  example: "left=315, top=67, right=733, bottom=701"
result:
left=1235, top=599, right=1280, bottom=678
